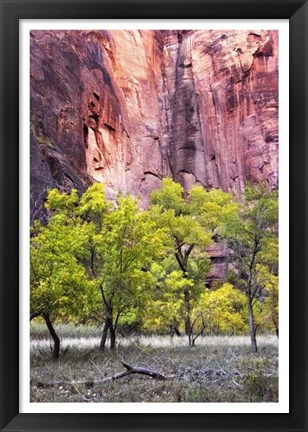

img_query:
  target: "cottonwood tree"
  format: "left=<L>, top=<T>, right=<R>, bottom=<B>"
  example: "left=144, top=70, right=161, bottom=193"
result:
left=223, top=184, right=278, bottom=353
left=149, top=179, right=237, bottom=345
left=30, top=190, right=98, bottom=358
left=90, top=195, right=169, bottom=350
left=31, top=184, right=169, bottom=353
left=150, top=179, right=210, bottom=342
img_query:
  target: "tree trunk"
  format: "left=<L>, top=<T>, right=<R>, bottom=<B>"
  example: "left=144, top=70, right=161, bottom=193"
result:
left=42, top=312, right=60, bottom=359
left=170, top=324, right=181, bottom=339
left=100, top=318, right=116, bottom=350
left=100, top=320, right=109, bottom=350
left=184, top=288, right=192, bottom=336
left=247, top=299, right=258, bottom=353
left=109, top=325, right=116, bottom=350
left=30, top=311, right=42, bottom=321
left=273, top=318, right=279, bottom=338
left=188, top=334, right=195, bottom=347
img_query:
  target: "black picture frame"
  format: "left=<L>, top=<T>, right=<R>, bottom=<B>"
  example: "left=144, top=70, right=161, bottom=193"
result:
left=0, top=0, right=307, bottom=431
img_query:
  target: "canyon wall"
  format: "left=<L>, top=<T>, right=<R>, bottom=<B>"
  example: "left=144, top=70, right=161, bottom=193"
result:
left=30, top=29, right=278, bottom=221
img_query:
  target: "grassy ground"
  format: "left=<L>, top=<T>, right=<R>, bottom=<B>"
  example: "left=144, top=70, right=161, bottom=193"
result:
left=30, top=324, right=278, bottom=403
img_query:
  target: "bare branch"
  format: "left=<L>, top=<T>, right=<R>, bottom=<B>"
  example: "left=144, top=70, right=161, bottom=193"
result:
left=30, top=311, right=43, bottom=321
left=120, top=361, right=166, bottom=380
left=91, top=361, right=168, bottom=383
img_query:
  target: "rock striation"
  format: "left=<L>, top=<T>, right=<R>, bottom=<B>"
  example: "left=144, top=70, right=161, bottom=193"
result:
left=30, top=29, right=278, bottom=221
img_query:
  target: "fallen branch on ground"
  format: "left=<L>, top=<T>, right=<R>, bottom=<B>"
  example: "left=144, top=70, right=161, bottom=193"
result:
left=101, top=361, right=168, bottom=382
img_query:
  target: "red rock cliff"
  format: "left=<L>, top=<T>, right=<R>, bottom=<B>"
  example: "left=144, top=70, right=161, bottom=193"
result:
left=30, top=29, right=278, bottom=220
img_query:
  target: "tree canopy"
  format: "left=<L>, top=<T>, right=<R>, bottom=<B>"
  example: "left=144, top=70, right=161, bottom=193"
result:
left=30, top=180, right=279, bottom=356
left=223, top=184, right=278, bottom=352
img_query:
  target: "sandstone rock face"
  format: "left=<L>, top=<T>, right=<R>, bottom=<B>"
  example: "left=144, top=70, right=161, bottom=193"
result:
left=30, top=29, right=278, bottom=220
left=159, top=30, right=278, bottom=196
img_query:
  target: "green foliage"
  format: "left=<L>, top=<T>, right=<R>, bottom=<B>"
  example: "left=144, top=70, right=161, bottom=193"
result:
left=78, top=183, right=110, bottom=226
left=92, top=194, right=169, bottom=320
left=222, top=183, right=279, bottom=350
left=45, top=188, right=79, bottom=214
left=192, top=283, right=247, bottom=335
left=223, top=184, right=278, bottom=294
left=150, top=178, right=186, bottom=216
left=31, top=184, right=170, bottom=349
left=189, top=185, right=239, bottom=235
left=30, top=180, right=279, bottom=350
left=224, top=184, right=278, bottom=241
left=142, top=269, right=194, bottom=333
left=149, top=179, right=238, bottom=343
left=30, top=194, right=99, bottom=322
left=255, top=264, right=279, bottom=333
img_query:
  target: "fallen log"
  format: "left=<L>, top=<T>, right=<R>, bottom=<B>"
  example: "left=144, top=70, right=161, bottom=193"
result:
left=120, top=361, right=166, bottom=380
left=100, top=362, right=167, bottom=382
left=95, top=361, right=168, bottom=382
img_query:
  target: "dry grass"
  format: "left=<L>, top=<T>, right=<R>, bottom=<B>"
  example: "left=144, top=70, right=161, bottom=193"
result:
left=30, top=329, right=278, bottom=403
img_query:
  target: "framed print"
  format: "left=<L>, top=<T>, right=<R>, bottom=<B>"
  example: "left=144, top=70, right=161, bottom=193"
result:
left=0, top=0, right=307, bottom=431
